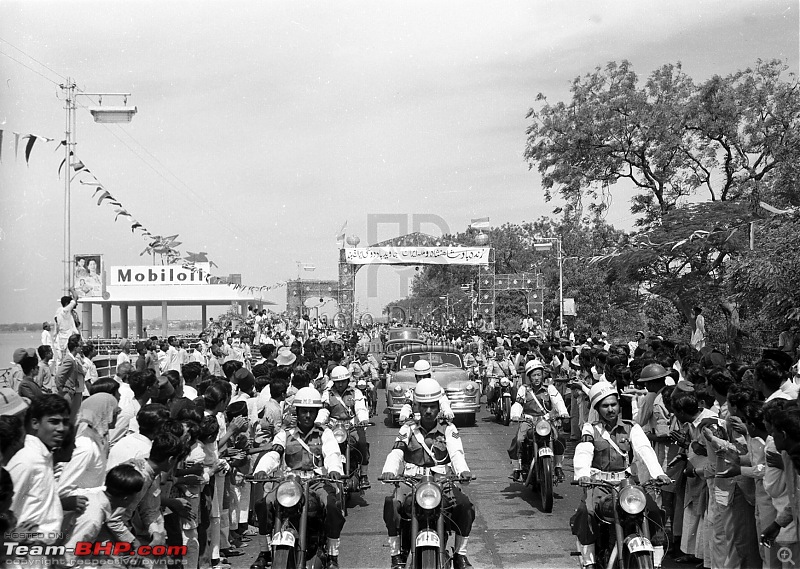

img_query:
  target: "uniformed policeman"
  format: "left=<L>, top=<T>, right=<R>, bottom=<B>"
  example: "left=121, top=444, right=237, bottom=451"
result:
left=509, top=359, right=570, bottom=481
left=252, top=387, right=345, bottom=569
left=320, top=365, right=371, bottom=489
left=571, top=382, right=671, bottom=569
left=397, top=360, right=454, bottom=422
left=379, top=378, right=475, bottom=569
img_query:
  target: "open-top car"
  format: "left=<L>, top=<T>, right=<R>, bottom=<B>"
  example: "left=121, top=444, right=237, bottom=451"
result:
left=379, top=337, right=426, bottom=384
left=385, top=345, right=480, bottom=427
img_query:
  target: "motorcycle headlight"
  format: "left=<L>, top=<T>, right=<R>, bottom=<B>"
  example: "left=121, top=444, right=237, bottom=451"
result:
left=415, top=481, right=442, bottom=510
left=500, top=378, right=511, bottom=387
left=357, top=380, right=367, bottom=389
left=393, top=384, right=405, bottom=395
left=535, top=419, right=552, bottom=437
left=619, top=485, right=647, bottom=515
left=333, top=427, right=348, bottom=444
left=464, top=382, right=477, bottom=393
left=276, top=480, right=303, bottom=508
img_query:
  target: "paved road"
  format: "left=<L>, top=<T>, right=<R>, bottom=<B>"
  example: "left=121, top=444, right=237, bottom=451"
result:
left=233, top=388, right=588, bottom=569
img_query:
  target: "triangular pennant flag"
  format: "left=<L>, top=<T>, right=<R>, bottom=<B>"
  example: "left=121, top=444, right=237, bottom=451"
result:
left=92, top=186, right=105, bottom=197
left=0, top=129, right=3, bottom=162
left=131, top=221, right=142, bottom=232
left=58, top=151, right=73, bottom=179
left=96, top=191, right=113, bottom=205
left=114, top=208, right=131, bottom=221
left=23, top=135, right=36, bottom=164
left=14, top=132, right=20, bottom=159
left=55, top=140, right=66, bottom=152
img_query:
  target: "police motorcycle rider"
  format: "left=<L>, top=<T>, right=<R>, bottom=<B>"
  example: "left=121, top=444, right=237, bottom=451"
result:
left=398, top=359, right=454, bottom=423
left=348, top=344, right=378, bottom=413
left=379, top=378, right=476, bottom=569
left=485, top=346, right=518, bottom=407
left=571, top=382, right=671, bottom=569
left=462, top=343, right=486, bottom=393
left=509, top=359, right=570, bottom=481
left=319, top=365, right=372, bottom=489
left=252, top=387, right=346, bottom=569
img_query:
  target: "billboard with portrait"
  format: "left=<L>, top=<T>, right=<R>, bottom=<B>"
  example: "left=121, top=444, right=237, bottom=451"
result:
left=74, top=254, right=103, bottom=298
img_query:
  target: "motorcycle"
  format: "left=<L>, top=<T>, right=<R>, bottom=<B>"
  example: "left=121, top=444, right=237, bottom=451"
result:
left=490, top=376, right=514, bottom=426
left=514, top=415, right=557, bottom=513
left=248, top=473, right=345, bottom=569
left=571, top=474, right=666, bottom=569
left=329, top=419, right=372, bottom=515
left=355, top=378, right=378, bottom=416
left=381, top=470, right=475, bottom=569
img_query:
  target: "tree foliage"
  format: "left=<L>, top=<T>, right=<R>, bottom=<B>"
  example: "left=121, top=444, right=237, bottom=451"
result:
left=525, top=59, right=800, bottom=328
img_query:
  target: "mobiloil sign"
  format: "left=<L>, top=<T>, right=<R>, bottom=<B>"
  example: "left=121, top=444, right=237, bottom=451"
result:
left=111, top=263, right=211, bottom=285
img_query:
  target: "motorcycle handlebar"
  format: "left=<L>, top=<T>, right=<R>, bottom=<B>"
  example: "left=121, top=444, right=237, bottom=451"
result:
left=571, top=478, right=673, bottom=488
left=380, top=474, right=476, bottom=485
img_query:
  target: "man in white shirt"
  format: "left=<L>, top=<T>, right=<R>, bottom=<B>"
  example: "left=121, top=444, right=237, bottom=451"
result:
left=54, top=292, right=80, bottom=364
left=41, top=322, right=53, bottom=348
left=162, top=336, right=183, bottom=373
left=108, top=403, right=169, bottom=469
left=109, top=369, right=158, bottom=447
left=7, top=394, right=71, bottom=545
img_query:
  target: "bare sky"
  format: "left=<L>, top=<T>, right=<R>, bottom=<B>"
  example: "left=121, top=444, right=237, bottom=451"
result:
left=1, top=0, right=797, bottom=323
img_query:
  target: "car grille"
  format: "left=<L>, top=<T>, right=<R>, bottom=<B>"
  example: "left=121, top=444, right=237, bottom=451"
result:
left=446, top=390, right=476, bottom=404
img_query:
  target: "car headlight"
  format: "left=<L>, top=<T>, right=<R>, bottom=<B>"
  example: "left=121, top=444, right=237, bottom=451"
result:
left=500, top=378, right=511, bottom=387
left=535, top=419, right=552, bottom=437
left=619, top=485, right=647, bottom=515
left=276, top=480, right=303, bottom=508
left=333, top=427, right=348, bottom=444
left=415, top=481, right=442, bottom=510
left=464, top=382, right=477, bottom=394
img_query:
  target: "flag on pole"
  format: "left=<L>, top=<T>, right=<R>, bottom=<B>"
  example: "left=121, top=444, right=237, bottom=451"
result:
left=336, top=220, right=347, bottom=246
left=470, top=217, right=490, bottom=229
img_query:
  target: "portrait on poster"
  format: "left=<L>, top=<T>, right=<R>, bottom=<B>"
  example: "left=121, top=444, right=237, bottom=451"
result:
left=74, top=254, right=103, bottom=298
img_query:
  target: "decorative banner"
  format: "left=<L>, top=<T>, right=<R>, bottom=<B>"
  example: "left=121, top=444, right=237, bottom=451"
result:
left=344, top=246, right=491, bottom=265
left=74, top=254, right=103, bottom=298
left=563, top=298, right=576, bottom=316
left=470, top=217, right=490, bottom=229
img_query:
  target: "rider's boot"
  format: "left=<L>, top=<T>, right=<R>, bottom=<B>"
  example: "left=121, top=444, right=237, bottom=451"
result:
left=554, top=454, right=565, bottom=482
left=326, top=538, right=340, bottom=569
left=509, top=459, right=523, bottom=481
left=359, top=464, right=371, bottom=489
left=576, top=539, right=596, bottom=569
left=388, top=536, right=404, bottom=569
left=452, top=536, right=473, bottom=569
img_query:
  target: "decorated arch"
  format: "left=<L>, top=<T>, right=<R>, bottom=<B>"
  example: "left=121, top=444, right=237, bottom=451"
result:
left=336, top=233, right=542, bottom=328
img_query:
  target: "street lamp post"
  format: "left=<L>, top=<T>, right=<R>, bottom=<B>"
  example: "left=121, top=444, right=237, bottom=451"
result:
left=534, top=237, right=563, bottom=329
left=60, top=79, right=137, bottom=293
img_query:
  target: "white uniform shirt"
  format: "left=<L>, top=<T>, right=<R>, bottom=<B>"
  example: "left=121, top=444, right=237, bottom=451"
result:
left=7, top=435, right=64, bottom=544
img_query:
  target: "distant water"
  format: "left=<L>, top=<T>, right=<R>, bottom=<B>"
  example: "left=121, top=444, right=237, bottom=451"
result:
left=0, top=331, right=42, bottom=366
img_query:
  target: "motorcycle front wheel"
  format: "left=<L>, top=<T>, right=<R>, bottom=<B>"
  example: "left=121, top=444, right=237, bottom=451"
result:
left=626, top=551, right=655, bottom=569
left=501, top=397, right=511, bottom=426
left=538, top=456, right=554, bottom=513
left=271, top=546, right=295, bottom=569
left=416, top=546, right=440, bottom=569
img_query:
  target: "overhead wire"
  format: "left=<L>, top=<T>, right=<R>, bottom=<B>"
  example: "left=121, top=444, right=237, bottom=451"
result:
left=0, top=49, right=60, bottom=86
left=0, top=36, right=68, bottom=82
left=74, top=99, right=264, bottom=250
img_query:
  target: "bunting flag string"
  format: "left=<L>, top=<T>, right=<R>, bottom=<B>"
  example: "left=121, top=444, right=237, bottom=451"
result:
left=0, top=129, right=58, bottom=165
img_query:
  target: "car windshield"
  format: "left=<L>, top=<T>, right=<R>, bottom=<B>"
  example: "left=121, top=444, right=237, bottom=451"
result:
left=385, top=340, right=424, bottom=354
left=398, top=353, right=463, bottom=369
left=388, top=329, right=420, bottom=341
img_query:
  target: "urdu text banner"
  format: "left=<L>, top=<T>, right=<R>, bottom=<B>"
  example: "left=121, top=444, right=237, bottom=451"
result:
left=344, top=247, right=490, bottom=265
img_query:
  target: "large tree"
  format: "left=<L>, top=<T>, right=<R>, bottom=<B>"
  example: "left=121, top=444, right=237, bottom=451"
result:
left=525, top=59, right=800, bottom=324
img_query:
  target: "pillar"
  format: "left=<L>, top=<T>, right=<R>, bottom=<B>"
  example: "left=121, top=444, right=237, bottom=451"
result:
left=119, top=304, right=129, bottom=338
left=102, top=304, right=112, bottom=338
left=81, top=302, right=92, bottom=338
left=135, top=305, right=143, bottom=338
left=161, top=301, right=168, bottom=338
left=240, top=301, right=247, bottom=318
left=201, top=304, right=208, bottom=332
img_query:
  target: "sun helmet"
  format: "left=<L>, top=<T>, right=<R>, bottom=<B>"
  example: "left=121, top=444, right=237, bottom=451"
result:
left=330, top=365, right=352, bottom=383
left=413, top=359, right=432, bottom=378
left=293, top=386, right=323, bottom=408
left=414, top=377, right=443, bottom=404
left=525, top=359, right=545, bottom=375
left=589, top=382, right=619, bottom=410
left=638, top=363, right=671, bottom=383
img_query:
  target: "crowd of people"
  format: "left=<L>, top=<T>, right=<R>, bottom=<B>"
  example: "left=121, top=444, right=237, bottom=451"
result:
left=1, top=289, right=799, bottom=569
